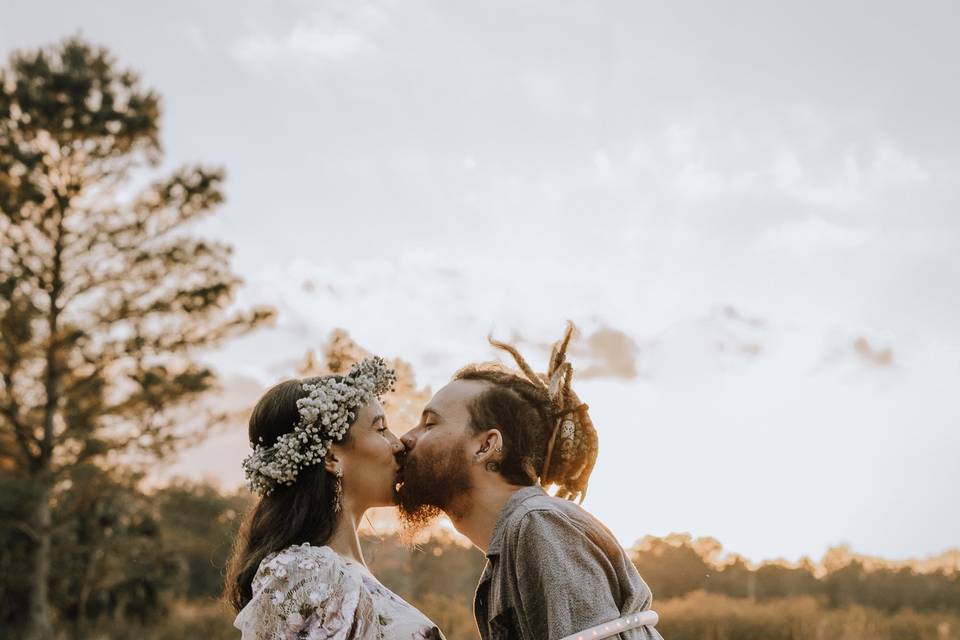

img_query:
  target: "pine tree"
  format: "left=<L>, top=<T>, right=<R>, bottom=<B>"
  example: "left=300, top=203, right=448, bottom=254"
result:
left=0, top=37, right=274, bottom=639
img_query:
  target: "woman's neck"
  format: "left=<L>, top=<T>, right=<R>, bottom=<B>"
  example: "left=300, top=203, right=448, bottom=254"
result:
left=323, top=501, right=367, bottom=567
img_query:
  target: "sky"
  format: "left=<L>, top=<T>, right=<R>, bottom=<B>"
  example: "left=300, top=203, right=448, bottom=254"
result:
left=3, top=0, right=959, bottom=564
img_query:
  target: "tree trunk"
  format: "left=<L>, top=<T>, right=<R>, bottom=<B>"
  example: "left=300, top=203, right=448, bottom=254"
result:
left=25, top=478, right=54, bottom=640
left=26, top=198, right=65, bottom=640
left=74, top=545, right=101, bottom=640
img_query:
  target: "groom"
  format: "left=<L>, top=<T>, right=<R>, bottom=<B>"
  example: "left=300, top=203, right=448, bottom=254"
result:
left=397, top=329, right=663, bottom=640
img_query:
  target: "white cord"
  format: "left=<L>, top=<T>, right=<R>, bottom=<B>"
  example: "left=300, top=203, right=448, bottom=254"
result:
left=558, top=610, right=660, bottom=640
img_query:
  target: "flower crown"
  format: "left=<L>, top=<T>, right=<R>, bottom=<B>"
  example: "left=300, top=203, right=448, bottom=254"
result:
left=242, top=357, right=397, bottom=496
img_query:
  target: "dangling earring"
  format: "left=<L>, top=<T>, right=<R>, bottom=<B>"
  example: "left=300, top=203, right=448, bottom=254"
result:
left=333, top=468, right=343, bottom=513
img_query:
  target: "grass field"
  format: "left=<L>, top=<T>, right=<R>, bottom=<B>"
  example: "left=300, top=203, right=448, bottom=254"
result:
left=77, top=591, right=960, bottom=640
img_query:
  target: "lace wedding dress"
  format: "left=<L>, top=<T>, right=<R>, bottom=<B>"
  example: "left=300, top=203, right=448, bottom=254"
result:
left=235, top=543, right=444, bottom=640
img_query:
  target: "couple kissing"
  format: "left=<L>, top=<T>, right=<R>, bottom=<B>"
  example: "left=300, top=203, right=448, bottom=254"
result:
left=225, top=323, right=663, bottom=640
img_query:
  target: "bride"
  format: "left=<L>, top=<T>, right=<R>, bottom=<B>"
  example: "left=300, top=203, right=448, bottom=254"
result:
left=224, top=357, right=443, bottom=639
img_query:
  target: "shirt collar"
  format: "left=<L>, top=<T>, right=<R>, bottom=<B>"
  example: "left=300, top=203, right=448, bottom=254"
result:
left=485, top=485, right=546, bottom=558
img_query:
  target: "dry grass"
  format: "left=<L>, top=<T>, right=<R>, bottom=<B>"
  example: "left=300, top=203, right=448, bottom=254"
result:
left=656, top=591, right=960, bottom=640
left=77, top=592, right=960, bottom=640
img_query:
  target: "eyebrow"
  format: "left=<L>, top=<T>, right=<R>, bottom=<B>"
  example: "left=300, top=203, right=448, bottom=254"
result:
left=371, top=412, right=385, bottom=425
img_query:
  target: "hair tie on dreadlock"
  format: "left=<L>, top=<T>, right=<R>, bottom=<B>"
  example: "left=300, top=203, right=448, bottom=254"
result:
left=550, top=403, right=590, bottom=421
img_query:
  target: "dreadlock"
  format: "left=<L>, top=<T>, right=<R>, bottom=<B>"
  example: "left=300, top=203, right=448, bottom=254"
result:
left=453, top=322, right=599, bottom=503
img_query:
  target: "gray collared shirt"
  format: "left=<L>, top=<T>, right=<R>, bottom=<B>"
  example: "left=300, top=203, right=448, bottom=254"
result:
left=474, top=486, right=664, bottom=640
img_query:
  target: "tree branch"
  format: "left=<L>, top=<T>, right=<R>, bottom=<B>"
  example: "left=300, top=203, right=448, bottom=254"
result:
left=0, top=369, right=39, bottom=467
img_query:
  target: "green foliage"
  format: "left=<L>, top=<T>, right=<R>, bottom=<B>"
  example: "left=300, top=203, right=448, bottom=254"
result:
left=153, top=480, right=251, bottom=600
left=0, top=36, right=274, bottom=638
left=633, top=531, right=960, bottom=615
left=50, top=466, right=181, bottom=633
left=0, top=35, right=274, bottom=478
left=823, top=560, right=960, bottom=613
left=0, top=473, right=35, bottom=631
left=630, top=533, right=714, bottom=598
left=1, top=467, right=182, bottom=636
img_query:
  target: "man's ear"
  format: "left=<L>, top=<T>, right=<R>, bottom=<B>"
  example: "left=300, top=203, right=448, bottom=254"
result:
left=473, top=429, right=504, bottom=464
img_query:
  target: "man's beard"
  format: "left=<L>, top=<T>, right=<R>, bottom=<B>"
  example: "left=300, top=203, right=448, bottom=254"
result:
left=397, top=443, right=472, bottom=538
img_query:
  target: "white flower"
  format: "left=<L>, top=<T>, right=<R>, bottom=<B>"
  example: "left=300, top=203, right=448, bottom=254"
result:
left=242, top=357, right=397, bottom=496
left=272, top=590, right=284, bottom=605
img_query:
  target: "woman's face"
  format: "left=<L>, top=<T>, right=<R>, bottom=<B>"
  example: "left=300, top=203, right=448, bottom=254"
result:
left=333, top=399, right=404, bottom=510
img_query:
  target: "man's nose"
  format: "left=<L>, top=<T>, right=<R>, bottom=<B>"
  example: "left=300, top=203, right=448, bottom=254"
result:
left=400, top=431, right=416, bottom=451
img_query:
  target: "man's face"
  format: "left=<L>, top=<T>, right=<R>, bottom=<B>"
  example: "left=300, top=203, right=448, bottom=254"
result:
left=397, top=379, right=489, bottom=529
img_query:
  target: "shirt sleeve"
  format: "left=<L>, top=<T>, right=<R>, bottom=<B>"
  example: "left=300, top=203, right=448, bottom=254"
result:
left=234, top=545, right=380, bottom=640
left=513, top=509, right=625, bottom=640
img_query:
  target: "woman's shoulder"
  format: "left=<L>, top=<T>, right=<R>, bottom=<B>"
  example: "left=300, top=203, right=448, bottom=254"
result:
left=261, top=542, right=341, bottom=572
left=253, top=543, right=358, bottom=594
left=238, top=544, right=380, bottom=639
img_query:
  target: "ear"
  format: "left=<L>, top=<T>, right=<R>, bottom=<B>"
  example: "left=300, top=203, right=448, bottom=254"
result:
left=324, top=447, right=341, bottom=475
left=472, top=429, right=504, bottom=465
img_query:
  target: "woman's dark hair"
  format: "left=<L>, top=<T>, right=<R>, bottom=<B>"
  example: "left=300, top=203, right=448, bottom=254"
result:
left=454, top=323, right=599, bottom=503
left=223, top=376, right=345, bottom=612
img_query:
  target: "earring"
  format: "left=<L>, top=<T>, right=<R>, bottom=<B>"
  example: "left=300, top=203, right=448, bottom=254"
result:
left=333, top=468, right=343, bottom=513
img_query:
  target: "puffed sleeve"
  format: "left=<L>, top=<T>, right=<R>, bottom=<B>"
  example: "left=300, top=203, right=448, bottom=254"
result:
left=234, top=544, right=381, bottom=640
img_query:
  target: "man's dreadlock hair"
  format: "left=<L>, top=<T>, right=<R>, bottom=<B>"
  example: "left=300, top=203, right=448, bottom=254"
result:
left=453, top=322, right=599, bottom=503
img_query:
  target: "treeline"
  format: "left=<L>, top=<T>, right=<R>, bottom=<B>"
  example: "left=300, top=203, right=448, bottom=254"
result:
left=632, top=533, right=960, bottom=614
left=0, top=468, right=250, bottom=636
left=3, top=472, right=959, bottom=639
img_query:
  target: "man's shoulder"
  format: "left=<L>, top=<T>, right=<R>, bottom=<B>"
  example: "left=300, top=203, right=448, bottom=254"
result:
left=504, top=489, right=618, bottom=549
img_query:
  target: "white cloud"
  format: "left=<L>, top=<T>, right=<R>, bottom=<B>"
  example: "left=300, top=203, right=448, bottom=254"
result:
left=755, top=216, right=872, bottom=254
left=594, top=119, right=932, bottom=210
left=772, top=143, right=930, bottom=209
left=203, top=253, right=960, bottom=561
left=230, top=1, right=388, bottom=66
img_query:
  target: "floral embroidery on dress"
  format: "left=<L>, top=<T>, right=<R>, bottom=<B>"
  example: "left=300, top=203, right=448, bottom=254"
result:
left=235, top=543, right=444, bottom=640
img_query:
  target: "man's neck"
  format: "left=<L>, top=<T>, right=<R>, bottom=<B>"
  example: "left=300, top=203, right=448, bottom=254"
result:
left=448, top=483, right=526, bottom=554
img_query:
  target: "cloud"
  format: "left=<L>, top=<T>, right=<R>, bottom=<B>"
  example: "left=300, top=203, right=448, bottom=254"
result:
left=574, top=327, right=640, bottom=380
left=754, top=216, right=873, bottom=254
left=593, top=118, right=931, bottom=212
left=852, top=336, right=894, bottom=367
left=771, top=142, right=930, bottom=209
left=195, top=251, right=960, bottom=561
left=229, top=1, right=388, bottom=67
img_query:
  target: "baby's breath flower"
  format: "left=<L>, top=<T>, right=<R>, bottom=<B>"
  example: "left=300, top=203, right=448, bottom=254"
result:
left=241, top=357, right=397, bottom=496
